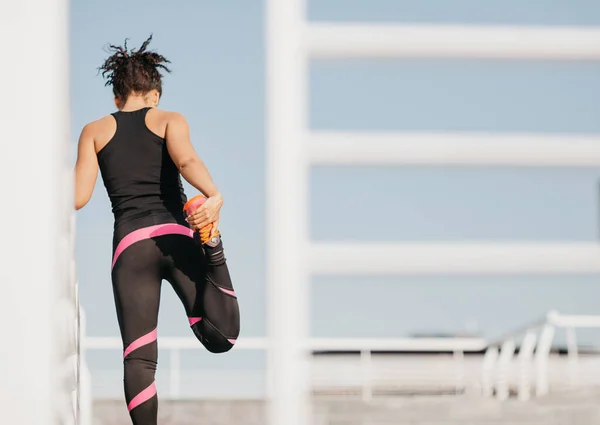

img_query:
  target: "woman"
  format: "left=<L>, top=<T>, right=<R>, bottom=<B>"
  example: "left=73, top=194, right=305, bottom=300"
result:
left=74, top=36, right=241, bottom=425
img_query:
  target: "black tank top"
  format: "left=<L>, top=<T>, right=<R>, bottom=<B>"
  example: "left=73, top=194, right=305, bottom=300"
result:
left=97, top=107, right=187, bottom=226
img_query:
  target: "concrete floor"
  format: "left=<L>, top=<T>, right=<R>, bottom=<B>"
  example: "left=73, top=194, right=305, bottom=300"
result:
left=92, top=389, right=600, bottom=425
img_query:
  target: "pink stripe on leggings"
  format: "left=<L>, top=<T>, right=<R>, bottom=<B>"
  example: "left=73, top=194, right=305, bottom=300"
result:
left=218, top=287, right=236, bottom=297
left=188, top=318, right=235, bottom=345
left=112, top=223, right=194, bottom=269
left=128, top=382, right=157, bottom=411
left=124, top=329, right=157, bottom=358
left=188, top=317, right=202, bottom=326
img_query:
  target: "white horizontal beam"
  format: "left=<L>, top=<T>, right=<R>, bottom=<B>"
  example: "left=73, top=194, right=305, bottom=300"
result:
left=306, top=23, right=600, bottom=60
left=308, top=132, right=600, bottom=166
left=310, top=242, right=600, bottom=275
left=551, top=314, right=600, bottom=328
left=308, top=337, right=485, bottom=352
left=83, top=337, right=485, bottom=352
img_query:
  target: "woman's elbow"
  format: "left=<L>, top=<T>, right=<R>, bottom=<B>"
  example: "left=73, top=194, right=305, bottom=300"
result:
left=177, top=156, right=199, bottom=172
left=75, top=195, right=90, bottom=211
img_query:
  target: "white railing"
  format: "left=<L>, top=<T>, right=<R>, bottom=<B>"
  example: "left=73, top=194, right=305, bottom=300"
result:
left=78, top=310, right=600, bottom=415
left=57, top=209, right=79, bottom=425
left=81, top=334, right=483, bottom=404
left=77, top=309, right=93, bottom=425
left=483, top=311, right=600, bottom=401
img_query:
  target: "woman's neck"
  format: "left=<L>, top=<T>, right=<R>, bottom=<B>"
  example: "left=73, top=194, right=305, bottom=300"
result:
left=120, top=96, right=155, bottom=112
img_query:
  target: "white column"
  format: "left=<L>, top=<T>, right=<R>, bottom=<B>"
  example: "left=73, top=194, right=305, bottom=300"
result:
left=266, top=0, right=310, bottom=424
left=0, top=0, right=70, bottom=424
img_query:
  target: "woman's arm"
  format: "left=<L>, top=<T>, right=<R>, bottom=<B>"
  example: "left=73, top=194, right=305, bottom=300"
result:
left=74, top=124, right=99, bottom=210
left=165, top=113, right=220, bottom=198
left=165, top=113, right=222, bottom=233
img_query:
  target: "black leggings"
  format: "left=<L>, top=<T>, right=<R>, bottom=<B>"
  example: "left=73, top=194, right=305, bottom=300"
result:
left=111, top=213, right=240, bottom=425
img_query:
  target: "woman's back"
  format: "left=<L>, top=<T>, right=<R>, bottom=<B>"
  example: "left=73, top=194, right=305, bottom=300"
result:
left=96, top=107, right=187, bottom=224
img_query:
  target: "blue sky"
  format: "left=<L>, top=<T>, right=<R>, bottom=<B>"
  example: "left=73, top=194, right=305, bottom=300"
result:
left=71, top=0, right=600, bottom=395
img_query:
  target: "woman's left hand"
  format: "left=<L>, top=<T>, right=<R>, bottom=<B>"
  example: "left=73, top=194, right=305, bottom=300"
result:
left=186, top=193, right=223, bottom=236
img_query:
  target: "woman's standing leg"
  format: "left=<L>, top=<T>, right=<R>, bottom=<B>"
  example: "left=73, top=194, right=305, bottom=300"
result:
left=112, top=239, right=163, bottom=425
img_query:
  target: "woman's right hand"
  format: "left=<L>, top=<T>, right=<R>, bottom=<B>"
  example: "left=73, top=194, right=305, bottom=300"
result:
left=185, top=193, right=223, bottom=236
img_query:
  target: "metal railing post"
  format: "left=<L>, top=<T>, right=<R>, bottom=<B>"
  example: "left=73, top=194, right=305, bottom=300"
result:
left=534, top=324, right=555, bottom=397
left=453, top=350, right=465, bottom=394
left=517, top=331, right=537, bottom=401
left=481, top=346, right=498, bottom=398
left=496, top=340, right=516, bottom=401
left=79, top=309, right=93, bottom=425
left=566, top=327, right=579, bottom=389
left=360, top=350, right=373, bottom=402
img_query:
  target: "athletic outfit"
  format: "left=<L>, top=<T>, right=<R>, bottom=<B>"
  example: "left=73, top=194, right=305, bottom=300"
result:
left=97, top=107, right=240, bottom=425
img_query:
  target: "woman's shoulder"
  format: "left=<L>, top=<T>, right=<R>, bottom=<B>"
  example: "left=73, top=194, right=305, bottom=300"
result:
left=147, top=109, right=189, bottom=130
left=149, top=108, right=187, bottom=120
left=84, top=114, right=113, bottom=126
left=81, top=114, right=117, bottom=137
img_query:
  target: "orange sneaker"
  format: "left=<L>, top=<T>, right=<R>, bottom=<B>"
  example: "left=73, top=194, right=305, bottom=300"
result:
left=183, top=195, right=220, bottom=245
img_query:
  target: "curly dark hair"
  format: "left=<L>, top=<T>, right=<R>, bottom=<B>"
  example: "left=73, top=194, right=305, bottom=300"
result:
left=98, top=35, right=171, bottom=102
